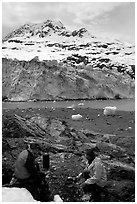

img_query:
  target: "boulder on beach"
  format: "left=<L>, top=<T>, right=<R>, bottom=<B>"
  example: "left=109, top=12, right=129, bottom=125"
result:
left=2, top=187, right=63, bottom=202
left=2, top=187, right=36, bottom=202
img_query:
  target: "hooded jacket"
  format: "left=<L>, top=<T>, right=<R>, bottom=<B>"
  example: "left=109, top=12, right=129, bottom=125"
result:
left=14, top=149, right=39, bottom=180
left=84, top=157, right=107, bottom=187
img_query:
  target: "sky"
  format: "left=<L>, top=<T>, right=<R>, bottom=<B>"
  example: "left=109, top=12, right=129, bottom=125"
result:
left=2, top=1, right=135, bottom=43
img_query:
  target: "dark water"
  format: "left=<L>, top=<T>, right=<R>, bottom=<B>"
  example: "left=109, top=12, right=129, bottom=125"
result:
left=2, top=99, right=135, bottom=112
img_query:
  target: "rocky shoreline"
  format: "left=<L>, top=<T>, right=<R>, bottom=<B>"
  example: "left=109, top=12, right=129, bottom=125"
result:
left=2, top=107, right=135, bottom=201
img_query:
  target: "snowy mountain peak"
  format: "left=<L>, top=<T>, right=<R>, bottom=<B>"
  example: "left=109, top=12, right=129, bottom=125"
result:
left=3, top=20, right=67, bottom=41
left=2, top=19, right=135, bottom=72
left=2, top=20, right=135, bottom=101
left=43, top=19, right=66, bottom=30
left=3, top=20, right=94, bottom=41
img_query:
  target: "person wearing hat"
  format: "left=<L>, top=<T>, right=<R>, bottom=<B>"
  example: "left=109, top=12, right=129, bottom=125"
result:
left=76, top=148, right=107, bottom=201
left=11, top=142, right=51, bottom=201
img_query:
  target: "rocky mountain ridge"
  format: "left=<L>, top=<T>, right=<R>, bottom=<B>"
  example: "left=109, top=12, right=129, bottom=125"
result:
left=3, top=20, right=91, bottom=41
left=2, top=20, right=135, bottom=101
left=2, top=19, right=134, bottom=64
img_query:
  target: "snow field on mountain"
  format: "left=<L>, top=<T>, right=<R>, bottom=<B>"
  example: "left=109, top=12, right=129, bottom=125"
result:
left=2, top=20, right=134, bottom=66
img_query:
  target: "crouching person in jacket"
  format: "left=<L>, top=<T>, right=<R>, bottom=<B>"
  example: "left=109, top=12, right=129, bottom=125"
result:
left=77, top=149, right=107, bottom=202
left=11, top=142, right=51, bottom=201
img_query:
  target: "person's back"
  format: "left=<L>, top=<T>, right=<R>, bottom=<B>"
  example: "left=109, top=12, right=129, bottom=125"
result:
left=15, top=150, right=31, bottom=180
left=13, top=143, right=52, bottom=201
